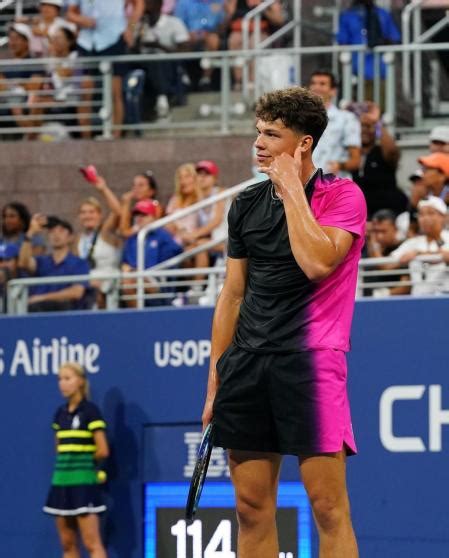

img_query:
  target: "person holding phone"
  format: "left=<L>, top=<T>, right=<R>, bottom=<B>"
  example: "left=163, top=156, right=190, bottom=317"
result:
left=77, top=166, right=123, bottom=307
left=19, top=214, right=91, bottom=312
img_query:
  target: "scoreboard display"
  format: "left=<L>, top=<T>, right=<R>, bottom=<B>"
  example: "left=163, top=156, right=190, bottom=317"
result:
left=144, top=482, right=311, bottom=558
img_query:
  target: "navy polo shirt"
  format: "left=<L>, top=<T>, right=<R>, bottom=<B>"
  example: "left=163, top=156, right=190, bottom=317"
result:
left=122, top=229, right=183, bottom=269
left=30, top=252, right=90, bottom=295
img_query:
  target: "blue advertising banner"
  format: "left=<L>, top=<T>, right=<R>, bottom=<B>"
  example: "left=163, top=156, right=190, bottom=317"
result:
left=0, top=298, right=449, bottom=557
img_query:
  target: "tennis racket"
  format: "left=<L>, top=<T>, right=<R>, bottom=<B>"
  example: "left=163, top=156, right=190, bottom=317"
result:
left=185, top=422, right=214, bottom=520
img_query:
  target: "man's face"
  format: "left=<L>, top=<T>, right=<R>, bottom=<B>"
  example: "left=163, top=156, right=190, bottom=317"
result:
left=254, top=118, right=302, bottom=168
left=372, top=220, right=397, bottom=248
left=309, top=74, right=335, bottom=105
left=429, top=140, right=449, bottom=154
left=421, top=166, right=446, bottom=192
left=48, top=225, right=71, bottom=250
left=197, top=170, right=215, bottom=193
left=417, top=206, right=445, bottom=236
left=8, top=30, right=29, bottom=58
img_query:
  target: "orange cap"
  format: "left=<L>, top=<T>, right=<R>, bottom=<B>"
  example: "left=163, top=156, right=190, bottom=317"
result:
left=418, top=153, right=449, bottom=178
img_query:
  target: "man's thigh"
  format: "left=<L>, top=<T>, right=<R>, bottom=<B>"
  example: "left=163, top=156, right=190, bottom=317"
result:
left=299, top=451, right=350, bottom=507
left=229, top=450, right=282, bottom=510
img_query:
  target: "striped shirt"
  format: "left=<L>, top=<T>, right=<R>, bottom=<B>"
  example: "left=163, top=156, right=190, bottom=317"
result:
left=51, top=399, right=106, bottom=487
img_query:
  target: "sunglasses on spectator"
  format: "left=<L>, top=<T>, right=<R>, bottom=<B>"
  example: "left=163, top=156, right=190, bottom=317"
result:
left=431, top=140, right=448, bottom=146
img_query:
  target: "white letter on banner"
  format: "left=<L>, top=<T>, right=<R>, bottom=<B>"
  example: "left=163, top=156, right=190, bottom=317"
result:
left=10, top=340, right=33, bottom=376
left=379, top=385, right=426, bottom=452
left=154, top=342, right=169, bottom=368
left=429, top=385, right=449, bottom=452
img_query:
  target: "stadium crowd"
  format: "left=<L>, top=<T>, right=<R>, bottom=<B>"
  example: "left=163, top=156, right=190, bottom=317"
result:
left=0, top=1, right=449, bottom=311
left=1, top=89, right=449, bottom=312
left=0, top=0, right=290, bottom=137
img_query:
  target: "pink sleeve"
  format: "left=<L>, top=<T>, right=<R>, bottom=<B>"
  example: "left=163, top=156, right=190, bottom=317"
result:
left=317, top=183, right=367, bottom=238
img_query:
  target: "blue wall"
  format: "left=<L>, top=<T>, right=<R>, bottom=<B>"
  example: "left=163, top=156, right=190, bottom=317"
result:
left=0, top=299, right=449, bottom=557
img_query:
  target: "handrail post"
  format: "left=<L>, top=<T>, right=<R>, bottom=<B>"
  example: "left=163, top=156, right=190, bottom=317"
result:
left=340, top=51, right=353, bottom=102
left=384, top=51, right=396, bottom=131
left=220, top=55, right=231, bottom=134
left=413, top=6, right=423, bottom=127
left=99, top=60, right=113, bottom=140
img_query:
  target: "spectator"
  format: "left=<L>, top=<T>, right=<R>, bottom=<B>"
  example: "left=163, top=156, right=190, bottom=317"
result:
left=132, top=0, right=190, bottom=119
left=1, top=201, right=46, bottom=255
left=351, top=101, right=407, bottom=218
left=395, top=168, right=425, bottom=240
left=166, top=163, right=209, bottom=271
left=67, top=0, right=145, bottom=138
left=175, top=0, right=227, bottom=90
left=18, top=214, right=91, bottom=312
left=76, top=178, right=123, bottom=306
left=308, top=70, right=362, bottom=177
left=428, top=125, right=449, bottom=154
left=22, top=0, right=67, bottom=57
left=0, top=243, right=20, bottom=313
left=34, top=23, right=88, bottom=137
left=121, top=199, right=182, bottom=306
left=390, top=196, right=449, bottom=296
left=0, top=24, right=44, bottom=137
left=364, top=209, right=409, bottom=297
left=225, top=0, right=285, bottom=91
left=194, top=160, right=229, bottom=260
left=120, top=171, right=164, bottom=238
left=418, top=152, right=449, bottom=204
left=337, top=0, right=400, bottom=103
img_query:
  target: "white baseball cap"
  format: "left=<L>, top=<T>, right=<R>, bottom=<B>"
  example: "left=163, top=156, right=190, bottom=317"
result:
left=417, top=195, right=447, bottom=215
left=429, top=125, right=449, bottom=144
left=9, top=23, right=33, bottom=42
left=40, top=0, right=64, bottom=7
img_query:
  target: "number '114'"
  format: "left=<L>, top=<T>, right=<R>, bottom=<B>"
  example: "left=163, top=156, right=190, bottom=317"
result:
left=171, top=519, right=235, bottom=558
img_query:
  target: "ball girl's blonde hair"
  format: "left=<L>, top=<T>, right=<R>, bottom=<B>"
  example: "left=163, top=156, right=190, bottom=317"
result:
left=59, top=362, right=90, bottom=399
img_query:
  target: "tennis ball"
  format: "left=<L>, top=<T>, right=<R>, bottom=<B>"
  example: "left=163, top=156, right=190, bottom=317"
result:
left=97, top=470, right=107, bottom=483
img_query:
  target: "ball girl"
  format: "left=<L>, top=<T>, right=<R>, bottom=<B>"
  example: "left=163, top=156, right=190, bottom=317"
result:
left=43, top=362, right=109, bottom=558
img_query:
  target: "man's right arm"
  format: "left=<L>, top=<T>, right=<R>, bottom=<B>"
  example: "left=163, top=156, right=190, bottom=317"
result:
left=202, top=256, right=247, bottom=429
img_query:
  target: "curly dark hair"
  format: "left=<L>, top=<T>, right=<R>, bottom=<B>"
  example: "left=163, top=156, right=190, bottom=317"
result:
left=2, top=201, right=31, bottom=235
left=254, top=86, right=328, bottom=151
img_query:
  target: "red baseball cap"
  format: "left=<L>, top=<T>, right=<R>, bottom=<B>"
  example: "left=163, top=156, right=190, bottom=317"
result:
left=133, top=199, right=159, bottom=216
left=196, top=160, right=219, bottom=176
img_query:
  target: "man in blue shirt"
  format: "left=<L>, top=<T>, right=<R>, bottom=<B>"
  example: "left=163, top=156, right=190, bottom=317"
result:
left=121, top=199, right=182, bottom=307
left=337, top=0, right=400, bottom=100
left=19, top=215, right=90, bottom=312
left=67, top=0, right=144, bottom=137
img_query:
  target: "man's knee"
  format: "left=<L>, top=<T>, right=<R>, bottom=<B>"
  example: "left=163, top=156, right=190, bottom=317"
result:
left=309, top=492, right=350, bottom=533
left=235, top=490, right=276, bottom=531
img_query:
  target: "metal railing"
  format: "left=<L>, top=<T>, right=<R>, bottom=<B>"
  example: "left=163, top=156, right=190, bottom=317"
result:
left=136, top=177, right=255, bottom=309
left=0, top=41, right=448, bottom=136
left=5, top=254, right=449, bottom=315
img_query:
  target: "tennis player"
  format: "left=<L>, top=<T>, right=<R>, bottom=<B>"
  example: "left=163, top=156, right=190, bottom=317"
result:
left=202, top=86, right=366, bottom=557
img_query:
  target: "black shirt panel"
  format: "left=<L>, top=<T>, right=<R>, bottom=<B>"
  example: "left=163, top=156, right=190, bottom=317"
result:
left=227, top=179, right=316, bottom=353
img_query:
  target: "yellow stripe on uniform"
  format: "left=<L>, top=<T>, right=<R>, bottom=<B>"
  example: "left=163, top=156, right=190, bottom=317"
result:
left=88, top=420, right=106, bottom=431
left=56, top=430, right=93, bottom=439
left=57, top=444, right=97, bottom=453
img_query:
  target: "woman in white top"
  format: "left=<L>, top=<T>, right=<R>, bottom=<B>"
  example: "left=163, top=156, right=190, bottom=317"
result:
left=76, top=178, right=123, bottom=306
